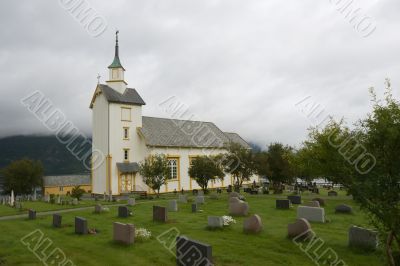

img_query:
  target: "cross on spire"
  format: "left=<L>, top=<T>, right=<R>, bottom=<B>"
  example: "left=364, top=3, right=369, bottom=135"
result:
left=108, top=30, right=124, bottom=69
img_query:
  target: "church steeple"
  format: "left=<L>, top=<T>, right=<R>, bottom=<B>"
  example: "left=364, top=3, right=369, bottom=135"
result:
left=106, top=30, right=127, bottom=94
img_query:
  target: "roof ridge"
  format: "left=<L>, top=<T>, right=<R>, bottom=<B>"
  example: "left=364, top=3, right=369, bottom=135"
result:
left=142, top=115, right=216, bottom=125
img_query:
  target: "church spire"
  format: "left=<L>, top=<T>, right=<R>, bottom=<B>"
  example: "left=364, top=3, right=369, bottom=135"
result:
left=108, top=30, right=124, bottom=70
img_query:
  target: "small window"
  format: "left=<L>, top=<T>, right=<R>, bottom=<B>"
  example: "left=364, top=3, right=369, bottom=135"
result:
left=112, top=69, right=119, bottom=79
left=121, top=107, right=131, bottom=121
left=167, top=158, right=179, bottom=180
left=123, top=127, right=129, bottom=140
left=123, top=149, right=129, bottom=161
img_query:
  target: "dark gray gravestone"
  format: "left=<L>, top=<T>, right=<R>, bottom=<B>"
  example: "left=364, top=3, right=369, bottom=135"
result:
left=118, top=206, right=130, bottom=218
left=192, top=203, right=198, bottom=213
left=276, top=199, right=290, bottom=209
left=349, top=226, right=378, bottom=250
left=75, top=217, right=88, bottom=235
left=153, top=206, right=167, bottom=222
left=287, top=195, right=301, bottom=204
left=176, top=236, right=213, bottom=266
left=335, top=204, right=353, bottom=213
left=53, top=214, right=62, bottom=228
left=28, top=209, right=36, bottom=220
left=328, top=191, right=338, bottom=196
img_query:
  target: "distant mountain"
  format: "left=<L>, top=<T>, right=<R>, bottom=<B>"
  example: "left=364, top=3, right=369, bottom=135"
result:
left=0, top=135, right=90, bottom=175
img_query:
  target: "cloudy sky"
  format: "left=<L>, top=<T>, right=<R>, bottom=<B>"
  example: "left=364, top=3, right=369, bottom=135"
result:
left=0, top=0, right=399, bottom=148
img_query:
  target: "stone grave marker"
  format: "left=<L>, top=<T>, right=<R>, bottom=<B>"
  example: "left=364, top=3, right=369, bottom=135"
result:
left=118, top=206, right=130, bottom=218
left=305, top=201, right=320, bottom=208
left=168, top=200, right=178, bottom=212
left=229, top=201, right=249, bottom=216
left=53, top=214, right=62, bottom=228
left=176, top=236, right=213, bottom=266
left=113, top=222, right=135, bottom=245
left=127, top=198, right=135, bottom=206
left=195, top=196, right=205, bottom=205
left=276, top=199, right=291, bottom=209
left=229, top=192, right=240, bottom=198
left=312, top=198, right=325, bottom=206
left=243, top=214, right=263, bottom=234
left=288, top=195, right=302, bottom=204
left=335, top=204, right=353, bottom=214
left=153, top=206, right=167, bottom=222
left=297, top=206, right=325, bottom=223
left=288, top=218, right=312, bottom=238
left=94, top=204, right=103, bottom=214
left=207, top=216, right=223, bottom=229
left=178, top=195, right=187, bottom=203
left=75, top=217, right=88, bottom=235
left=72, top=198, right=78, bottom=205
left=28, top=209, right=36, bottom=220
left=328, top=191, right=338, bottom=197
left=191, top=203, right=198, bottom=213
left=348, top=226, right=378, bottom=250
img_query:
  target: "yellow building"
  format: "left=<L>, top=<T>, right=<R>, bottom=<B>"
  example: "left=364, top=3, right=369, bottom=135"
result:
left=43, top=175, right=91, bottom=195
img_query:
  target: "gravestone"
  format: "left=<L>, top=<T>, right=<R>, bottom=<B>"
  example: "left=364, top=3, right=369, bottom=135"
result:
left=118, top=206, right=130, bottom=218
left=192, top=189, right=198, bottom=195
left=312, top=198, right=325, bottom=206
left=113, top=222, right=135, bottom=245
left=288, top=195, right=301, bottom=204
left=243, top=214, right=263, bottom=233
left=288, top=218, right=312, bottom=238
left=191, top=203, right=198, bottom=213
left=72, top=198, right=78, bottom=205
left=75, top=217, right=88, bottom=235
left=178, top=195, right=187, bottom=203
left=209, top=193, right=219, bottom=200
left=207, top=216, right=224, bottom=229
left=276, top=199, right=291, bottom=209
left=176, top=236, right=213, bottom=266
left=57, top=195, right=61, bottom=204
left=28, top=209, right=36, bottom=220
left=15, top=201, right=21, bottom=209
left=153, top=206, right=167, bottom=222
left=229, top=201, right=249, bottom=216
left=335, top=204, right=353, bottom=214
left=216, top=188, right=222, bottom=194
left=127, top=198, right=135, bottom=206
left=297, top=206, right=325, bottom=223
left=168, top=200, right=178, bottom=212
left=198, top=190, right=204, bottom=196
left=348, top=226, right=378, bottom=250
left=305, top=201, right=320, bottom=208
left=94, top=204, right=103, bottom=214
left=53, top=214, right=62, bottom=228
left=229, top=192, right=240, bottom=198
left=195, top=196, right=205, bottom=205
left=328, top=191, right=338, bottom=197
left=44, top=195, right=50, bottom=203
left=229, top=197, right=241, bottom=204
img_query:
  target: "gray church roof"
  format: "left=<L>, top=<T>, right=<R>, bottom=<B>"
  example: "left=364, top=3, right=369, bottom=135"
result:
left=93, top=84, right=146, bottom=107
left=43, top=175, right=91, bottom=187
left=139, top=116, right=250, bottom=149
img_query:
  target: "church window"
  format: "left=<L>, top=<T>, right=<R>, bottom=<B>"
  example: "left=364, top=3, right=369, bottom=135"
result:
left=121, top=107, right=131, bottom=121
left=123, top=127, right=129, bottom=139
left=123, top=149, right=129, bottom=161
left=167, top=158, right=179, bottom=180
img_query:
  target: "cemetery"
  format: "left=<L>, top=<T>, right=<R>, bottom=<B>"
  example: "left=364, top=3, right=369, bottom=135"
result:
left=0, top=189, right=382, bottom=265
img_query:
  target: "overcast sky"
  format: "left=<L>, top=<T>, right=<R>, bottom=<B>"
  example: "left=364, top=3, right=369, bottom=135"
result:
left=0, top=0, right=399, bottom=149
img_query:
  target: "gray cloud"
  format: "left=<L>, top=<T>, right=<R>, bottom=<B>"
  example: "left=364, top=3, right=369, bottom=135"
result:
left=0, top=0, right=399, bottom=148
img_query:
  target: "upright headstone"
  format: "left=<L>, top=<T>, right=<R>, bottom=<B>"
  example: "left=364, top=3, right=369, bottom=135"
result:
left=153, top=206, right=167, bottom=222
left=312, top=198, right=325, bottom=206
left=207, top=216, right=224, bottom=229
left=297, top=206, right=325, bottom=223
left=243, top=214, right=263, bottom=234
left=288, top=195, right=301, bottom=204
left=75, top=217, right=88, bottom=235
left=94, top=204, right=103, bottom=214
left=229, top=201, right=249, bottom=216
left=328, top=191, right=338, bottom=197
left=10, top=190, right=15, bottom=207
left=288, top=218, right=312, bottom=238
left=348, top=226, right=378, bottom=250
left=305, top=201, right=320, bottom=208
left=113, top=222, right=135, bottom=245
left=168, top=200, right=178, bottom=212
left=178, top=195, right=187, bottom=203
left=335, top=204, right=352, bottom=214
left=191, top=203, right=198, bottom=213
left=118, top=206, right=130, bottom=218
left=72, top=198, right=78, bottom=205
left=127, top=198, right=135, bottom=206
left=176, top=236, right=213, bottom=266
left=56, top=195, right=61, bottom=205
left=229, top=192, right=240, bottom=198
left=276, top=199, right=291, bottom=209
left=53, top=214, right=62, bottom=228
left=229, top=197, right=241, bottom=204
left=198, top=190, right=204, bottom=196
left=195, top=196, right=205, bottom=205
left=28, top=209, right=36, bottom=220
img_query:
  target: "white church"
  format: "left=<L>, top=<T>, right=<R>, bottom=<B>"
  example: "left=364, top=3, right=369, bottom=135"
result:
left=90, top=33, right=256, bottom=195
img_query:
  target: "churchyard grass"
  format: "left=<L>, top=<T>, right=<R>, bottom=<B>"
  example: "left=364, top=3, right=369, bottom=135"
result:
left=0, top=189, right=383, bottom=265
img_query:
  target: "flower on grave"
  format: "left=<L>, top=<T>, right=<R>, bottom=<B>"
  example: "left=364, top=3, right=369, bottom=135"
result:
left=135, top=228, right=152, bottom=240
left=222, top=215, right=236, bottom=226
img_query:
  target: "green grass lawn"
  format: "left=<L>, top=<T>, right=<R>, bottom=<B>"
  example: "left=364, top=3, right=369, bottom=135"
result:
left=0, top=190, right=383, bottom=265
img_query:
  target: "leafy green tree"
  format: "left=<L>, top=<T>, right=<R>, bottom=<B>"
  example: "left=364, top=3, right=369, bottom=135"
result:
left=188, top=156, right=224, bottom=193
left=71, top=185, right=85, bottom=200
left=2, top=159, right=43, bottom=195
left=221, top=142, right=257, bottom=190
left=265, top=143, right=295, bottom=193
left=139, top=154, right=171, bottom=198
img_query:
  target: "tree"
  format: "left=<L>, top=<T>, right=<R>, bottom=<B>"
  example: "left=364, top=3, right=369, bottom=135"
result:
left=299, top=80, right=400, bottom=265
left=2, top=159, right=43, bottom=195
left=71, top=185, right=85, bottom=200
left=265, top=143, right=295, bottom=193
left=188, top=156, right=224, bottom=193
left=139, top=154, right=171, bottom=198
left=221, top=142, right=257, bottom=190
